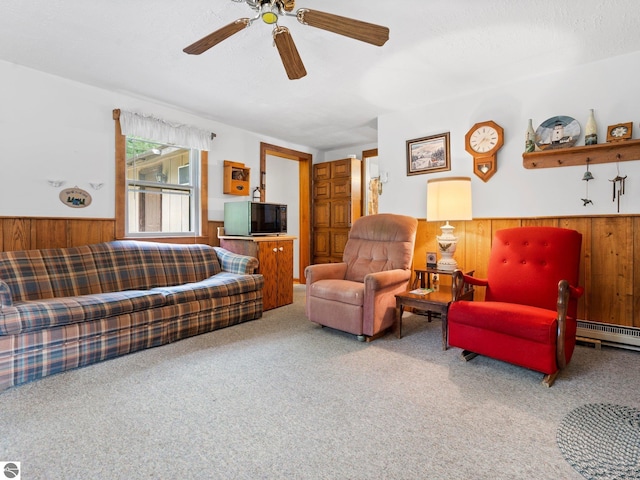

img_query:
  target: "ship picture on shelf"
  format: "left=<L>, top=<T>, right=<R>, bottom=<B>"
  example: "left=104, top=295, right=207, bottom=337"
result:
left=535, top=115, right=581, bottom=150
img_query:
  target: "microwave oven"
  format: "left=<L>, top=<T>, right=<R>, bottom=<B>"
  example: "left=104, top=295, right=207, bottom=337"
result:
left=223, top=201, right=287, bottom=236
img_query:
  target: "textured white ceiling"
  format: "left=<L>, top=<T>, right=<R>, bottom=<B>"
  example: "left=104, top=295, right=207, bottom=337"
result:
left=1, top=0, right=639, bottom=150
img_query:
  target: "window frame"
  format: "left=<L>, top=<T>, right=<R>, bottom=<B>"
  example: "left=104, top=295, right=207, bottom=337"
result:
left=113, top=109, right=209, bottom=243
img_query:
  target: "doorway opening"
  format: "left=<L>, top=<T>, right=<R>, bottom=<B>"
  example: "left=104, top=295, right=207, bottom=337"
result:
left=259, top=142, right=312, bottom=284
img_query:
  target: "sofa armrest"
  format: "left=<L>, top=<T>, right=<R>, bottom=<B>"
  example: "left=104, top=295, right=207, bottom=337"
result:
left=0, top=304, right=21, bottom=335
left=213, top=247, right=259, bottom=274
left=0, top=281, right=13, bottom=309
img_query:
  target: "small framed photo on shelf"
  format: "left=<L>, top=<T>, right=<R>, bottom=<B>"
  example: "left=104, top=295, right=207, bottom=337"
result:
left=406, top=132, right=451, bottom=176
left=426, top=252, right=437, bottom=269
left=606, top=122, right=633, bottom=142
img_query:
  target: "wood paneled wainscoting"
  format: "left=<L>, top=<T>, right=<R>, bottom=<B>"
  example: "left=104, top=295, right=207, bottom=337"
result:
left=0, top=217, right=225, bottom=251
left=2, top=215, right=639, bottom=336
left=414, top=216, right=640, bottom=334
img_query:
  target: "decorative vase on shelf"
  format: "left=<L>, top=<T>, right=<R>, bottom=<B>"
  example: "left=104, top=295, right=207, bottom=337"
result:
left=524, top=119, right=536, bottom=153
left=585, top=109, right=598, bottom=145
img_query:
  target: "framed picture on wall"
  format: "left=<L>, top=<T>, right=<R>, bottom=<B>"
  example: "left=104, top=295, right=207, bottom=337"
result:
left=406, top=132, right=451, bottom=176
left=606, top=122, right=633, bottom=142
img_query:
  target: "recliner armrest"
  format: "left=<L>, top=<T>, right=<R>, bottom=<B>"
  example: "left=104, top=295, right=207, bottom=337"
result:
left=304, top=262, right=348, bottom=283
left=452, top=269, right=486, bottom=301
left=569, top=285, right=584, bottom=299
left=364, top=269, right=411, bottom=292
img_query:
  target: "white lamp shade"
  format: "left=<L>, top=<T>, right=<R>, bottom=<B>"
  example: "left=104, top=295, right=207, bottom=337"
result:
left=426, top=177, right=473, bottom=221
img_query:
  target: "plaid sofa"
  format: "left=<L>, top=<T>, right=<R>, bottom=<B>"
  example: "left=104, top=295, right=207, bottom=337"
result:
left=0, top=240, right=263, bottom=392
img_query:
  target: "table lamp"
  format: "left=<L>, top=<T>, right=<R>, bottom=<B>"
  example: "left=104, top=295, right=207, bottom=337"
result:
left=426, top=177, right=473, bottom=271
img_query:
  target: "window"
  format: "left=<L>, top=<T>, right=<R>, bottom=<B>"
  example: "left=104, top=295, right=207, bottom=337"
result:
left=113, top=109, right=210, bottom=242
left=126, top=137, right=199, bottom=235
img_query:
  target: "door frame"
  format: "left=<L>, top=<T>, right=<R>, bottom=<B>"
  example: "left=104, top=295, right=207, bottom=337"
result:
left=260, top=142, right=312, bottom=284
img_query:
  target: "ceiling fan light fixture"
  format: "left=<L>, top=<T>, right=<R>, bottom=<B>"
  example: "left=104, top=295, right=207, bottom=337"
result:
left=260, top=2, right=279, bottom=24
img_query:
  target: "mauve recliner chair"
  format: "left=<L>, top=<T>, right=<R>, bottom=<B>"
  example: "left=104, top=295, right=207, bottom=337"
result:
left=305, top=213, right=417, bottom=341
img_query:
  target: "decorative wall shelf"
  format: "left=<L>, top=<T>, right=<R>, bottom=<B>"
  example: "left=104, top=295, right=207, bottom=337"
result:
left=223, top=160, right=250, bottom=195
left=522, top=139, right=640, bottom=169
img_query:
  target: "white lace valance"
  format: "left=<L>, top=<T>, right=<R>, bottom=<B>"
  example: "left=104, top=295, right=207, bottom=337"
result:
left=119, top=110, right=215, bottom=151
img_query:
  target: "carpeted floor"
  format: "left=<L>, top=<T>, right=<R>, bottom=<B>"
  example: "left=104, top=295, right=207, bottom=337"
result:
left=1, top=285, right=639, bottom=480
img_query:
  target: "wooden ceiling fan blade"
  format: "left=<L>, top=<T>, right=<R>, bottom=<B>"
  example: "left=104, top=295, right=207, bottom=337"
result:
left=297, top=9, right=389, bottom=47
left=273, top=26, right=307, bottom=80
left=183, top=18, right=250, bottom=55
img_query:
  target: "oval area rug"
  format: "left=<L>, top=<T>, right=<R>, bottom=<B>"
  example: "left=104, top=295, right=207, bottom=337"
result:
left=557, top=403, right=640, bottom=479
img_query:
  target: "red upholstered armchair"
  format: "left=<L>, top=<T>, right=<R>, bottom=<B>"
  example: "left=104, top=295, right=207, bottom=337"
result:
left=447, top=227, right=584, bottom=386
left=305, top=213, right=417, bottom=341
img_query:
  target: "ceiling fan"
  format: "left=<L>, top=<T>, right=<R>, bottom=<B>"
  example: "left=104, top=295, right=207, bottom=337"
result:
left=183, top=0, right=390, bottom=80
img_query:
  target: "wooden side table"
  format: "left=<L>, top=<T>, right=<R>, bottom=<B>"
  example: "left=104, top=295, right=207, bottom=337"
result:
left=411, top=267, right=475, bottom=290
left=410, top=268, right=474, bottom=322
left=394, top=288, right=474, bottom=350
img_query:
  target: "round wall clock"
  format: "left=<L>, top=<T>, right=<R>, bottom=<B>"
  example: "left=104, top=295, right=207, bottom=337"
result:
left=465, top=120, right=504, bottom=182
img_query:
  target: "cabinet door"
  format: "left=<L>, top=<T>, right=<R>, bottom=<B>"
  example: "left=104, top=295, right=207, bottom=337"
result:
left=331, top=200, right=352, bottom=228
left=331, top=159, right=352, bottom=178
left=314, top=163, right=331, bottom=181
left=314, top=201, right=331, bottom=228
left=313, top=180, right=331, bottom=200
left=259, top=241, right=279, bottom=311
left=258, top=240, right=293, bottom=310
left=331, top=229, right=349, bottom=259
left=331, top=178, right=352, bottom=198
left=276, top=240, right=294, bottom=307
left=313, top=229, right=331, bottom=258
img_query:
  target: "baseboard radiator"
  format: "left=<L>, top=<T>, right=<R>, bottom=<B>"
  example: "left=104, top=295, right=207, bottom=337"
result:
left=577, top=320, right=640, bottom=352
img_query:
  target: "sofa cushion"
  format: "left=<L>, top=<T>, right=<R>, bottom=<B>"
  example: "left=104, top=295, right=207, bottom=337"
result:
left=152, top=272, right=264, bottom=304
left=87, top=241, right=222, bottom=293
left=0, top=246, right=100, bottom=301
left=6, top=291, right=166, bottom=335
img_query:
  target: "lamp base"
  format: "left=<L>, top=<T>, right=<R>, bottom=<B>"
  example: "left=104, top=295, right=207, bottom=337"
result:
left=436, top=221, right=458, bottom=271
left=436, top=258, right=458, bottom=271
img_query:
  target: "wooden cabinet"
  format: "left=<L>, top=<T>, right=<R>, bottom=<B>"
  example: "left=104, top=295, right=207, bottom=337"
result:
left=259, top=239, right=294, bottom=310
left=219, top=236, right=294, bottom=310
left=223, top=160, right=250, bottom=195
left=312, top=158, right=362, bottom=263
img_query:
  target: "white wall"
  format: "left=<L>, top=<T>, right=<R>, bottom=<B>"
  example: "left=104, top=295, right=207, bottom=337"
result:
left=378, top=51, right=640, bottom=219
left=321, top=142, right=378, bottom=163
left=0, top=59, right=318, bottom=221
left=4, top=50, right=640, bottom=224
